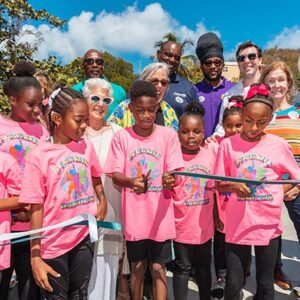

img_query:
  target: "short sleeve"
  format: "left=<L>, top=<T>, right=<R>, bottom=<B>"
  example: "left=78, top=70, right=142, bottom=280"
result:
left=90, top=143, right=103, bottom=177
left=214, top=141, right=231, bottom=177
left=279, top=142, right=300, bottom=179
left=105, top=132, right=126, bottom=174
left=165, top=130, right=184, bottom=172
left=19, top=161, right=45, bottom=204
left=3, top=158, right=21, bottom=196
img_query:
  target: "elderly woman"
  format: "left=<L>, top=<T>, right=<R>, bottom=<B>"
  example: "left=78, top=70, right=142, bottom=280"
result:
left=108, top=62, right=178, bottom=130
left=83, top=78, right=129, bottom=300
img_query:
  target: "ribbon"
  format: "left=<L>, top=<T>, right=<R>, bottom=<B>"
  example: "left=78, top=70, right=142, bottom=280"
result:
left=245, top=83, right=269, bottom=100
left=0, top=214, right=122, bottom=246
left=228, top=98, right=243, bottom=109
left=173, top=171, right=300, bottom=185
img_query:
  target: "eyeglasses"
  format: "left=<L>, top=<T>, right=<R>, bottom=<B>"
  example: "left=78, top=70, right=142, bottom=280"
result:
left=84, top=58, right=105, bottom=66
left=202, top=59, right=223, bottom=67
left=236, top=53, right=258, bottom=62
left=89, top=95, right=113, bottom=105
left=148, top=78, right=169, bottom=87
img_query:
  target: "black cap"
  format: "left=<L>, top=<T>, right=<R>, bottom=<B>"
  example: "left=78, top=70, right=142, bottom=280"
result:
left=196, top=32, right=224, bottom=63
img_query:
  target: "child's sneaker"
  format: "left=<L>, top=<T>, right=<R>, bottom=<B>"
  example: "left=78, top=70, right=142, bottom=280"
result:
left=211, top=276, right=226, bottom=300
left=9, top=272, right=18, bottom=289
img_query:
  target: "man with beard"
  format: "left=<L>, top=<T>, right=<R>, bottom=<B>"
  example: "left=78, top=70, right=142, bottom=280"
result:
left=194, top=33, right=234, bottom=138
left=72, top=49, right=126, bottom=118
left=157, top=41, right=198, bottom=118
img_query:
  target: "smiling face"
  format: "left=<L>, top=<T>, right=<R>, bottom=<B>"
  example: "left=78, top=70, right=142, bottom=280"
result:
left=223, top=113, right=243, bottom=137
left=10, top=87, right=43, bottom=123
left=178, top=115, right=204, bottom=154
left=264, top=68, right=289, bottom=103
left=83, top=50, right=104, bottom=79
left=201, top=57, right=224, bottom=82
left=157, top=42, right=182, bottom=74
left=146, top=68, right=169, bottom=103
left=237, top=46, right=262, bottom=79
left=241, top=102, right=273, bottom=142
left=86, top=88, right=111, bottom=122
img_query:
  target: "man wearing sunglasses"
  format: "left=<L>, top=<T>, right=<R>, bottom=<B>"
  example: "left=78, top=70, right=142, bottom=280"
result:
left=194, top=32, right=235, bottom=139
left=213, top=41, right=263, bottom=137
left=72, top=49, right=126, bottom=119
left=156, top=41, right=198, bottom=118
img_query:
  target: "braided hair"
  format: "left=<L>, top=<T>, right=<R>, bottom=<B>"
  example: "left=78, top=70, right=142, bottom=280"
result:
left=179, top=102, right=205, bottom=125
left=223, top=95, right=244, bottom=122
left=48, top=87, right=85, bottom=136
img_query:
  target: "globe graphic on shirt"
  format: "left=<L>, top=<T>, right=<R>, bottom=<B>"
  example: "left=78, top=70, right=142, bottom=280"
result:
left=61, top=165, right=90, bottom=200
left=8, top=140, right=31, bottom=169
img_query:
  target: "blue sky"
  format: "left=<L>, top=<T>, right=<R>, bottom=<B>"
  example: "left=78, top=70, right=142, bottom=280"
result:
left=27, top=0, right=300, bottom=71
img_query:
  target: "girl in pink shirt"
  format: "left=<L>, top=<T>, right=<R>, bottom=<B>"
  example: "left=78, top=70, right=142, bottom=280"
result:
left=1, top=61, right=49, bottom=299
left=211, top=96, right=243, bottom=300
left=0, top=153, right=22, bottom=298
left=215, top=84, right=300, bottom=300
left=19, top=87, right=107, bottom=299
left=172, top=102, right=220, bottom=300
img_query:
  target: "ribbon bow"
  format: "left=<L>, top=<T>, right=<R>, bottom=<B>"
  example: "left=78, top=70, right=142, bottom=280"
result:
left=228, top=98, right=243, bottom=109
left=245, top=83, right=269, bottom=100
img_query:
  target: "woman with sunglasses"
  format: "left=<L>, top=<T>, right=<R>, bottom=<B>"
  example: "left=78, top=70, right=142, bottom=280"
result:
left=108, top=62, right=179, bottom=131
left=83, top=78, right=129, bottom=300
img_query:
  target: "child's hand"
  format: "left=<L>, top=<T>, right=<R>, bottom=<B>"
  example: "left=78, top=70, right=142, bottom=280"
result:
left=31, top=257, right=60, bottom=292
left=130, top=176, right=145, bottom=194
left=205, top=135, right=218, bottom=144
left=162, top=173, right=176, bottom=190
left=231, top=183, right=251, bottom=197
left=12, top=210, right=30, bottom=224
left=214, top=217, right=224, bottom=232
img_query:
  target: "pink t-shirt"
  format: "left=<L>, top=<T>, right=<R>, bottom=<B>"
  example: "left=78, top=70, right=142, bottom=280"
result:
left=0, top=115, right=49, bottom=231
left=19, top=139, right=102, bottom=259
left=215, top=133, right=300, bottom=245
left=0, top=153, right=21, bottom=270
left=105, top=125, right=184, bottom=242
left=172, top=148, right=215, bottom=244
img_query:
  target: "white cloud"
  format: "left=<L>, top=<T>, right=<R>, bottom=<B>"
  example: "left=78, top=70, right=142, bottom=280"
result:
left=266, top=26, right=300, bottom=49
left=18, top=3, right=217, bottom=63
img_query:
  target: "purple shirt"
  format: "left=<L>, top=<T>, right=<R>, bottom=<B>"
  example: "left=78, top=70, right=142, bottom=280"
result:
left=194, top=77, right=234, bottom=138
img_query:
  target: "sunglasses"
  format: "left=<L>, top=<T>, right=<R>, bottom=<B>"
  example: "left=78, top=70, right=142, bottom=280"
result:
left=236, top=53, right=258, bottom=62
left=203, top=59, right=223, bottom=67
left=84, top=58, right=105, bottom=66
left=149, top=78, right=169, bottom=87
left=89, top=95, right=113, bottom=105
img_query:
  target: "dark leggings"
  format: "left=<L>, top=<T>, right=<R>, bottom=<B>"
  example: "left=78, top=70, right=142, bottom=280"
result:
left=5, top=238, right=40, bottom=300
left=225, top=237, right=279, bottom=300
left=43, top=236, right=94, bottom=300
left=173, top=239, right=212, bottom=300
left=213, top=231, right=226, bottom=277
left=0, top=268, right=12, bottom=300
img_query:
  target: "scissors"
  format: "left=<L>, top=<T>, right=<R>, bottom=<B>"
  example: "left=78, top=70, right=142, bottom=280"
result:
left=142, top=169, right=152, bottom=193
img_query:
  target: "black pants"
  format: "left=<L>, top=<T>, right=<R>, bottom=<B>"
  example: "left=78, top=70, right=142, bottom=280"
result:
left=43, top=236, right=94, bottom=300
left=5, top=238, right=40, bottom=300
left=0, top=268, right=12, bottom=300
left=173, top=239, right=212, bottom=300
left=225, top=237, right=279, bottom=300
left=213, top=231, right=226, bottom=277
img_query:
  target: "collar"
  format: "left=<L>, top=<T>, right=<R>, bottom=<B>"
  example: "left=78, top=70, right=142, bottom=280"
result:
left=201, top=76, right=226, bottom=90
left=169, top=72, right=179, bottom=83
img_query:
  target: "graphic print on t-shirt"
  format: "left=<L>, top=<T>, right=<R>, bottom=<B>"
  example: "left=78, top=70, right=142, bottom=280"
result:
left=184, top=164, right=210, bottom=206
left=9, top=140, right=31, bottom=167
left=237, top=154, right=271, bottom=201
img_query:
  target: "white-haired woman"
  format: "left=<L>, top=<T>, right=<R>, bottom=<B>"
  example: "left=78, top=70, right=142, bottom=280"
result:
left=83, top=78, right=129, bottom=300
left=108, top=62, right=178, bottom=130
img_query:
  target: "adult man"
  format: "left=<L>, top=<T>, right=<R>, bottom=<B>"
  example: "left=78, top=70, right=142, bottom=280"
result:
left=194, top=32, right=235, bottom=138
left=213, top=41, right=263, bottom=136
left=72, top=49, right=126, bottom=118
left=156, top=41, right=198, bottom=118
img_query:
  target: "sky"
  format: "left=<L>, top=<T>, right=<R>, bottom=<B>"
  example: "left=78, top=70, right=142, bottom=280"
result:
left=25, top=0, right=300, bottom=72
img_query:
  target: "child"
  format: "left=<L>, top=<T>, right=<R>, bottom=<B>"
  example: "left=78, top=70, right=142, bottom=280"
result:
left=0, top=153, right=22, bottom=299
left=171, top=102, right=219, bottom=300
left=211, top=96, right=243, bottom=300
left=19, top=87, right=107, bottom=299
left=105, top=80, right=184, bottom=300
left=1, top=61, right=49, bottom=299
left=215, top=83, right=300, bottom=300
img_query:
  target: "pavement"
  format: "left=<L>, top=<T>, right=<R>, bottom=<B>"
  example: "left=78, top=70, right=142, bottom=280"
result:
left=8, top=207, right=299, bottom=300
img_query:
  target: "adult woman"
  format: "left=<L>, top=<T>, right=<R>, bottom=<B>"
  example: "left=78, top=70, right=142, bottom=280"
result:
left=83, top=78, right=129, bottom=300
left=108, top=62, right=179, bottom=131
left=260, top=61, right=300, bottom=290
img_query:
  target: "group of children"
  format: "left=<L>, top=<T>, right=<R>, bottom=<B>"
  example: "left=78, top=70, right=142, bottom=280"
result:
left=0, top=61, right=300, bottom=300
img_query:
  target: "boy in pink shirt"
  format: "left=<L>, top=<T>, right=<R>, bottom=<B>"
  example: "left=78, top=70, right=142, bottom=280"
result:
left=215, top=84, right=300, bottom=300
left=19, top=87, right=107, bottom=299
left=105, top=80, right=184, bottom=300
left=0, top=153, right=21, bottom=298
